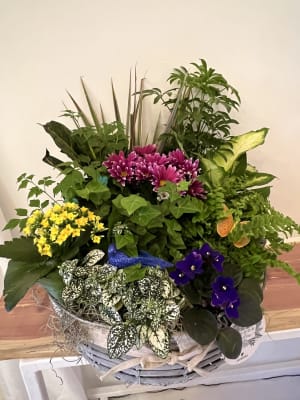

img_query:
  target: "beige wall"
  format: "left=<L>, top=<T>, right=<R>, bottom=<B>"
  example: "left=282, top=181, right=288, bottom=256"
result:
left=1, top=0, right=300, bottom=225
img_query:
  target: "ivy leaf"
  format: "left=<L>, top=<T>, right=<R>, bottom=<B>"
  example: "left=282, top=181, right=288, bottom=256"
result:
left=183, top=308, right=218, bottom=345
left=115, top=232, right=135, bottom=250
left=4, top=259, right=57, bottom=311
left=123, top=263, right=146, bottom=283
left=170, top=196, right=202, bottom=218
left=120, top=195, right=148, bottom=216
left=130, top=206, right=161, bottom=226
left=107, top=323, right=137, bottom=358
left=217, top=327, right=242, bottom=359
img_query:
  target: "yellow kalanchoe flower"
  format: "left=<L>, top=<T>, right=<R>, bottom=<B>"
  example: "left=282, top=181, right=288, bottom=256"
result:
left=23, top=202, right=106, bottom=256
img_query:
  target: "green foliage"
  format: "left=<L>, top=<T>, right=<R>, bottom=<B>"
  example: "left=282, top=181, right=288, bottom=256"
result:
left=4, top=259, right=57, bottom=311
left=217, top=327, right=242, bottom=359
left=143, top=59, right=240, bottom=157
left=183, top=309, right=218, bottom=345
left=2, top=59, right=300, bottom=364
left=107, top=323, right=137, bottom=359
left=43, top=120, right=128, bottom=169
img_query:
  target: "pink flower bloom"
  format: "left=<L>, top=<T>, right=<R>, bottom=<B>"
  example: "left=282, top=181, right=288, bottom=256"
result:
left=135, top=158, right=152, bottom=181
left=144, top=152, right=168, bottom=166
left=168, top=149, right=186, bottom=165
left=187, top=179, right=206, bottom=199
left=133, top=144, right=157, bottom=156
left=151, top=164, right=181, bottom=189
left=168, top=149, right=199, bottom=179
left=103, top=151, right=137, bottom=186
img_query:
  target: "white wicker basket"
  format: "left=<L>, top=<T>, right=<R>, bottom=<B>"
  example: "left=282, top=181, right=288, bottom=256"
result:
left=50, top=297, right=224, bottom=385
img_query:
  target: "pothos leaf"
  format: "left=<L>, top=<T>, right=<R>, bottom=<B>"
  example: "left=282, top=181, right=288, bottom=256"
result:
left=107, top=323, right=137, bottom=359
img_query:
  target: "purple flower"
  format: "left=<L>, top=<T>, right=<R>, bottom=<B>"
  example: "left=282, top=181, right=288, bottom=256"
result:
left=199, top=243, right=224, bottom=272
left=211, top=276, right=240, bottom=318
left=211, top=276, right=237, bottom=306
left=176, top=250, right=204, bottom=279
left=225, top=298, right=240, bottom=319
left=169, top=269, right=191, bottom=286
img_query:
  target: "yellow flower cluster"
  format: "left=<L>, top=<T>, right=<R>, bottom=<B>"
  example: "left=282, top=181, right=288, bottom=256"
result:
left=23, top=202, right=106, bottom=257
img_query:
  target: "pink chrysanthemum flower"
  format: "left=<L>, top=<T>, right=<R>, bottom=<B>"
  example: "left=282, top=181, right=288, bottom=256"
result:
left=144, top=152, right=168, bottom=166
left=168, top=149, right=186, bottom=165
left=133, top=144, right=157, bottom=156
left=134, top=157, right=152, bottom=181
left=103, top=151, right=137, bottom=186
left=168, top=149, right=199, bottom=179
left=187, top=179, right=207, bottom=199
left=151, top=164, right=181, bottom=189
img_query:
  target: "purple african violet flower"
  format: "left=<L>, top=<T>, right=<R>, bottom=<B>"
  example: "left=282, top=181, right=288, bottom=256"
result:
left=211, top=276, right=240, bottom=318
left=211, top=276, right=237, bottom=306
left=169, top=269, right=191, bottom=286
left=199, top=243, right=224, bottom=272
left=225, top=297, right=240, bottom=319
left=176, top=250, right=204, bottom=279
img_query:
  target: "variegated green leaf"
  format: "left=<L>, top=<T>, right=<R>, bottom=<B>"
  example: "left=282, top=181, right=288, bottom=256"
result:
left=98, top=304, right=122, bottom=325
left=96, top=264, right=117, bottom=282
left=107, top=323, right=137, bottom=359
left=147, top=326, right=169, bottom=359
left=212, top=128, right=268, bottom=172
left=165, top=302, right=180, bottom=324
left=101, top=289, right=121, bottom=307
left=136, top=324, right=148, bottom=348
left=160, top=280, right=172, bottom=298
left=82, top=249, right=105, bottom=267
